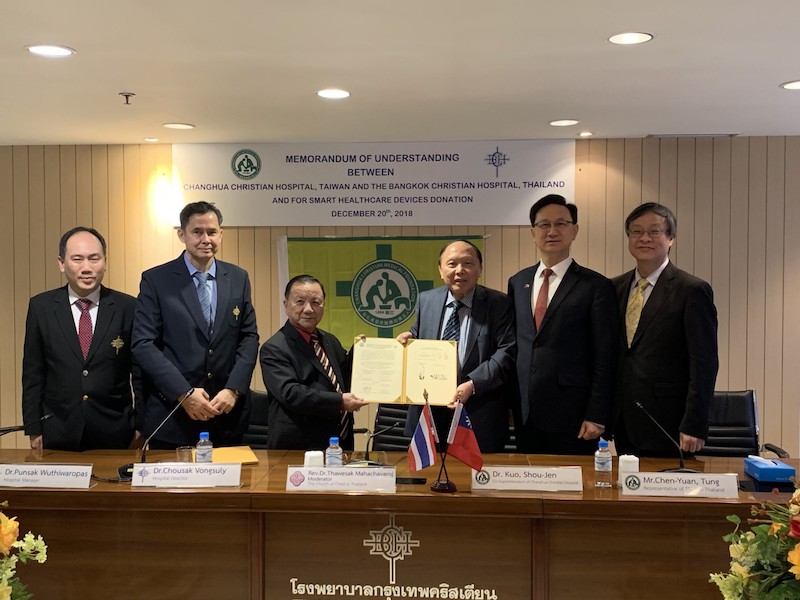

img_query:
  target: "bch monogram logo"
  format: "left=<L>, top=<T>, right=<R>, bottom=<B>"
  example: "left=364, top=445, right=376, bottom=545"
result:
left=363, top=514, right=420, bottom=584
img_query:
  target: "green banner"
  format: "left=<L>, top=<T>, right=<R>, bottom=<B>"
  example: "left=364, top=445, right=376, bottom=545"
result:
left=286, top=236, right=483, bottom=342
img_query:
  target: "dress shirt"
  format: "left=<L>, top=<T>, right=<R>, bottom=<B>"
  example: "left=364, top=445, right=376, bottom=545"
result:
left=629, top=257, right=670, bottom=307
left=530, top=257, right=573, bottom=316
left=183, top=253, right=218, bottom=326
left=441, top=289, right=474, bottom=367
left=67, top=287, right=101, bottom=334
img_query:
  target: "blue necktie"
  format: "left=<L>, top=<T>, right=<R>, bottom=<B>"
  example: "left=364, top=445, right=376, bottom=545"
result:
left=442, top=300, right=462, bottom=341
left=194, top=271, right=212, bottom=331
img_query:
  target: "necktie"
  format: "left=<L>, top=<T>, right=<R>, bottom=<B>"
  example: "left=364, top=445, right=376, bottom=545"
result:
left=311, top=333, right=348, bottom=439
left=625, top=278, right=650, bottom=346
left=534, top=268, right=554, bottom=329
left=76, top=298, right=93, bottom=359
left=194, top=271, right=212, bottom=331
left=441, top=300, right=462, bottom=341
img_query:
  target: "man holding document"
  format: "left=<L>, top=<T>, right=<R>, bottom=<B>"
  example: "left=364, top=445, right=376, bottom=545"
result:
left=396, top=240, right=516, bottom=453
left=260, top=274, right=367, bottom=450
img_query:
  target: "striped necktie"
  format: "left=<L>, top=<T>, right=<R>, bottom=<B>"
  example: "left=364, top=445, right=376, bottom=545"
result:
left=311, top=333, right=349, bottom=439
left=194, top=271, right=212, bottom=331
left=441, top=300, right=462, bottom=341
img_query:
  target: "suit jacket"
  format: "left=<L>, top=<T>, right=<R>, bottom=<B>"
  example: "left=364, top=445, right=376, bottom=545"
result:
left=260, top=322, right=354, bottom=451
left=508, top=261, right=618, bottom=433
left=22, top=285, right=138, bottom=450
left=132, top=254, right=259, bottom=447
left=403, top=284, right=516, bottom=453
left=612, top=261, right=718, bottom=452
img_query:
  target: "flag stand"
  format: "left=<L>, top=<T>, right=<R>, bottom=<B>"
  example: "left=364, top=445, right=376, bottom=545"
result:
left=430, top=446, right=456, bottom=493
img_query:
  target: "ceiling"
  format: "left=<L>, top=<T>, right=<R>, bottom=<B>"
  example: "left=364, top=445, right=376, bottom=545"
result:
left=2, top=1, right=799, bottom=146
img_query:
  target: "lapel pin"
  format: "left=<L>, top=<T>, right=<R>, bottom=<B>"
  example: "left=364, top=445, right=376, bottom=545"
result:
left=232, top=306, right=241, bottom=320
left=111, top=336, right=124, bottom=355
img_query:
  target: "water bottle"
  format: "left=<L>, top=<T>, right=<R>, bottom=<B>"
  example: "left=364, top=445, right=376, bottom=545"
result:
left=196, top=431, right=213, bottom=463
left=325, top=437, right=343, bottom=467
left=594, top=439, right=612, bottom=488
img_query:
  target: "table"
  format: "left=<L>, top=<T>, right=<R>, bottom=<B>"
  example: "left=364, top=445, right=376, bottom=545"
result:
left=2, top=449, right=781, bottom=600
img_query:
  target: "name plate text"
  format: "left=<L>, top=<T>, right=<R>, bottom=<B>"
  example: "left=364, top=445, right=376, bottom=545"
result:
left=472, top=465, right=584, bottom=492
left=130, top=462, right=241, bottom=488
left=620, top=472, right=739, bottom=498
left=0, top=464, right=92, bottom=489
left=286, top=466, right=396, bottom=492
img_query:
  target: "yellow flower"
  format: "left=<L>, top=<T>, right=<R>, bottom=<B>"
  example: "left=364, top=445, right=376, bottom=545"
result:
left=788, top=546, right=800, bottom=580
left=0, top=514, right=19, bottom=556
left=0, top=582, right=10, bottom=600
left=729, top=543, right=745, bottom=559
left=769, top=522, right=784, bottom=536
left=731, top=562, right=750, bottom=580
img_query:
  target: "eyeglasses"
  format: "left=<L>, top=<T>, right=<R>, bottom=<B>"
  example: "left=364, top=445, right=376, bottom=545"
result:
left=533, top=220, right=574, bottom=231
left=627, top=228, right=668, bottom=239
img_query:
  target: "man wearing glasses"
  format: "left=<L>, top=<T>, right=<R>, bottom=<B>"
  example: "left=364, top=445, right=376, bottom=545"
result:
left=611, top=202, right=718, bottom=457
left=508, top=194, right=618, bottom=454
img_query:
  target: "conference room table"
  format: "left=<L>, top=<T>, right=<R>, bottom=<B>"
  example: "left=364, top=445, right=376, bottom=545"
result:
left=3, top=448, right=789, bottom=600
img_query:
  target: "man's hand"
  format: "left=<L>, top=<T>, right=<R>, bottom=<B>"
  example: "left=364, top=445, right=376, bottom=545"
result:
left=128, top=430, right=144, bottom=449
left=341, top=393, right=368, bottom=413
left=395, top=331, right=413, bottom=345
left=448, top=381, right=476, bottom=408
left=181, top=387, right=220, bottom=421
left=209, top=388, right=239, bottom=415
left=29, top=434, right=42, bottom=450
left=577, top=421, right=605, bottom=440
left=680, top=432, right=705, bottom=453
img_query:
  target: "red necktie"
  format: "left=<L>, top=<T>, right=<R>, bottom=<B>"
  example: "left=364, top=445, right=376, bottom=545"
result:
left=76, top=298, right=93, bottom=359
left=534, top=268, right=553, bottom=329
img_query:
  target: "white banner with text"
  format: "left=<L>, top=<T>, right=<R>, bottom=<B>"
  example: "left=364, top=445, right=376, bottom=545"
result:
left=173, top=140, right=575, bottom=226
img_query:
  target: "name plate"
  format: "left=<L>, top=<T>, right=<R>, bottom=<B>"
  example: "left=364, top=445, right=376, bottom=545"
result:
left=620, top=472, right=739, bottom=498
left=285, top=466, right=397, bottom=492
left=471, top=465, right=584, bottom=492
left=0, top=463, right=92, bottom=489
left=130, top=462, right=241, bottom=488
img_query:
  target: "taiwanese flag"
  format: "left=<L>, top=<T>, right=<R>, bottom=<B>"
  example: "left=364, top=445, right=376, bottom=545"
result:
left=408, top=401, right=438, bottom=471
left=446, top=403, right=483, bottom=471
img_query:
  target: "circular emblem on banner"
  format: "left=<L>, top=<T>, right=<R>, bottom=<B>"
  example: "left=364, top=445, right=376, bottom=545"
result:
left=624, top=474, right=641, bottom=490
left=231, top=149, right=261, bottom=180
left=352, top=260, right=418, bottom=328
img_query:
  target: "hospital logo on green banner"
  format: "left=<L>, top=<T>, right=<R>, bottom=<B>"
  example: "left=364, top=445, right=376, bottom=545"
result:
left=351, top=259, right=418, bottom=328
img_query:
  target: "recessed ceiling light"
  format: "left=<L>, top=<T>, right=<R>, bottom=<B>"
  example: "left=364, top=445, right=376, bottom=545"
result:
left=578, top=131, right=594, bottom=138
left=780, top=80, right=800, bottom=90
left=550, top=119, right=579, bottom=127
left=144, top=137, right=160, bottom=143
left=27, top=44, right=76, bottom=57
left=317, top=88, right=350, bottom=99
left=162, top=123, right=195, bottom=130
left=608, top=32, right=653, bottom=45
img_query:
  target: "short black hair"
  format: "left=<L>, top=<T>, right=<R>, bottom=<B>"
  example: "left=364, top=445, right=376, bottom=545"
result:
left=625, top=202, right=677, bottom=237
left=285, top=274, right=326, bottom=299
left=59, top=227, right=107, bottom=258
left=529, top=194, right=578, bottom=226
left=179, top=202, right=223, bottom=230
left=438, top=239, right=483, bottom=266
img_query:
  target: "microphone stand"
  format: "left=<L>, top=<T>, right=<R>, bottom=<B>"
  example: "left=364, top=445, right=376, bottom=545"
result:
left=634, top=401, right=698, bottom=473
left=118, top=394, right=190, bottom=480
left=2, top=414, right=53, bottom=436
left=349, top=422, right=401, bottom=466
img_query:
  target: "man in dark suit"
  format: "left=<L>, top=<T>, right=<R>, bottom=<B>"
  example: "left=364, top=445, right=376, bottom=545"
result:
left=260, top=274, right=366, bottom=450
left=612, top=202, right=718, bottom=457
left=508, top=195, right=618, bottom=455
left=399, top=240, right=516, bottom=453
left=132, top=202, right=258, bottom=449
left=23, top=227, right=139, bottom=451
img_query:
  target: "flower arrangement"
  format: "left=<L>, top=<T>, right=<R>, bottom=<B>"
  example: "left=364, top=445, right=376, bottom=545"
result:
left=710, top=482, right=800, bottom=599
left=0, top=502, right=47, bottom=600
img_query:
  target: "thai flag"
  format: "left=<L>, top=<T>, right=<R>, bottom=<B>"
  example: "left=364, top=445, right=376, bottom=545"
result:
left=408, top=401, right=438, bottom=471
left=446, top=403, right=483, bottom=472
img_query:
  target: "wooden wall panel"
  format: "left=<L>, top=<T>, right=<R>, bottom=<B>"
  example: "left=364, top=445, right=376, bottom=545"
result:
left=1, top=139, right=798, bottom=455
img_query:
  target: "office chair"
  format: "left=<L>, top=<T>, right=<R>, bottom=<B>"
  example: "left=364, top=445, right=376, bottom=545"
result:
left=242, top=389, right=270, bottom=449
left=696, top=390, right=789, bottom=458
left=371, top=404, right=411, bottom=451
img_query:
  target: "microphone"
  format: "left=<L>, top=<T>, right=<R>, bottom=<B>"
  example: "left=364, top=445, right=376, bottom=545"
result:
left=350, top=421, right=401, bottom=466
left=8, top=414, right=53, bottom=437
left=117, top=393, right=191, bottom=480
left=634, top=401, right=698, bottom=473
